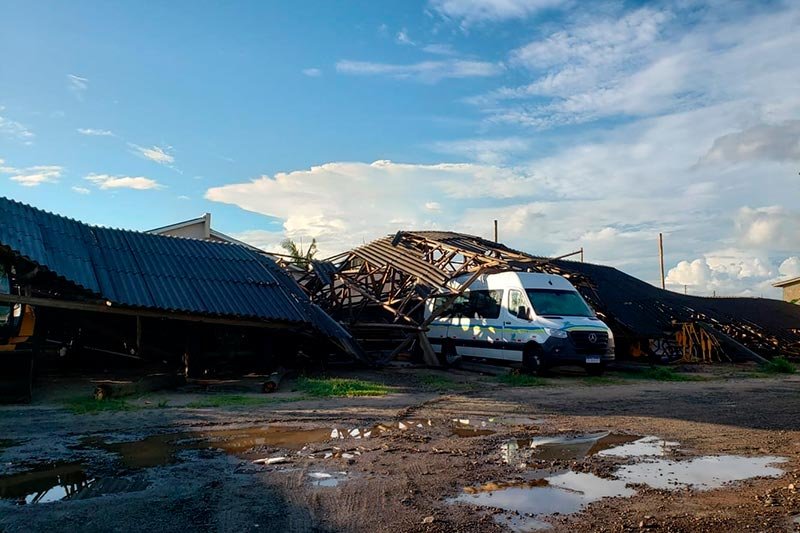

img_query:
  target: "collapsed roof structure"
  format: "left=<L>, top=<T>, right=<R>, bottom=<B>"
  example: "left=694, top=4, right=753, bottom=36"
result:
left=299, top=231, right=800, bottom=363
left=0, top=197, right=360, bottom=361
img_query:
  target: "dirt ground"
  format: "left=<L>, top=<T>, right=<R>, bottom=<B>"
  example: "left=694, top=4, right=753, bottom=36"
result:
left=1, top=364, right=799, bottom=532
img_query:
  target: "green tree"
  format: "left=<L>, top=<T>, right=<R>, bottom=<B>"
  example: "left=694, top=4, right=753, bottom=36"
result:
left=281, top=238, right=318, bottom=269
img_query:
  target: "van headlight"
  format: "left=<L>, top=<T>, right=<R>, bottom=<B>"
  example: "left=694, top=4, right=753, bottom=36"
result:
left=546, top=328, right=568, bottom=339
left=607, top=331, right=615, bottom=355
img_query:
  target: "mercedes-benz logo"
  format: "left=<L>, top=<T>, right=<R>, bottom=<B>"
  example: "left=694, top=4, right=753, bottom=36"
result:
left=588, top=333, right=598, bottom=343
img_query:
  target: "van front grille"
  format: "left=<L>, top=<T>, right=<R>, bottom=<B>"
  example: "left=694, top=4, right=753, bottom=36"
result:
left=569, top=330, right=608, bottom=354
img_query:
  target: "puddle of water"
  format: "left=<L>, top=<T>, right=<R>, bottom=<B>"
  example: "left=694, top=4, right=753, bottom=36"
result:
left=491, top=416, right=545, bottom=426
left=307, top=471, right=348, bottom=487
left=454, top=470, right=635, bottom=527
left=502, top=432, right=642, bottom=465
left=617, top=455, right=787, bottom=490
left=82, top=426, right=334, bottom=469
left=0, top=463, right=94, bottom=504
left=595, top=436, right=679, bottom=458
left=452, top=427, right=496, bottom=438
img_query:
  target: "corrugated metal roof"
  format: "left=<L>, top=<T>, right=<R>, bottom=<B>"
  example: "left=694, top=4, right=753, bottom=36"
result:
left=0, top=197, right=351, bottom=341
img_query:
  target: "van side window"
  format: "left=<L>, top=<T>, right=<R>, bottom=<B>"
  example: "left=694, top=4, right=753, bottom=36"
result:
left=432, top=294, right=469, bottom=319
left=432, top=290, right=503, bottom=319
left=508, top=290, right=526, bottom=318
left=468, top=290, right=503, bottom=319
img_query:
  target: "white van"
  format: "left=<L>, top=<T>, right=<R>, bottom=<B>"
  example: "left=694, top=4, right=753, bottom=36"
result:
left=424, top=272, right=614, bottom=375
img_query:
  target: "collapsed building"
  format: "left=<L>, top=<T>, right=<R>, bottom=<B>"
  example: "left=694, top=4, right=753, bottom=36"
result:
left=0, top=197, right=360, bottom=401
left=2, top=197, right=798, bottom=401
left=298, top=231, right=800, bottom=364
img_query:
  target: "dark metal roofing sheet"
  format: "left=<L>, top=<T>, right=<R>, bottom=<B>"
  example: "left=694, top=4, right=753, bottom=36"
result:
left=0, top=197, right=350, bottom=340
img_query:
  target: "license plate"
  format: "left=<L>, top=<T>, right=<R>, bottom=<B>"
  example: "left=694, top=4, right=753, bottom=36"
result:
left=585, top=356, right=601, bottom=364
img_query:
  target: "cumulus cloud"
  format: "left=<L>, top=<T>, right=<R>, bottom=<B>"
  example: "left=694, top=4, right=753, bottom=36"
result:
left=429, top=0, right=567, bottom=26
left=85, top=174, right=162, bottom=190
left=71, top=186, right=91, bottom=194
left=129, top=144, right=175, bottom=165
left=77, top=128, right=114, bottom=137
left=336, top=59, right=503, bottom=83
left=205, top=160, right=540, bottom=255
left=779, top=257, right=800, bottom=279
left=735, top=206, right=800, bottom=251
left=6, top=165, right=62, bottom=187
left=302, top=68, right=322, bottom=77
left=666, top=249, right=782, bottom=297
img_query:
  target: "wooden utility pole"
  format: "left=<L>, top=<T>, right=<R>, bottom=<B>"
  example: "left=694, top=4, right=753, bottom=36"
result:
left=659, top=233, right=665, bottom=290
left=493, top=220, right=498, bottom=243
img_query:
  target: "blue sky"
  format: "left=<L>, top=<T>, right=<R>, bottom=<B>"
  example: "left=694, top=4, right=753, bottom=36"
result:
left=1, top=0, right=799, bottom=297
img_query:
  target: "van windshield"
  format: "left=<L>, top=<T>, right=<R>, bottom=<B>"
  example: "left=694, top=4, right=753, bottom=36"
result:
left=525, top=289, right=593, bottom=317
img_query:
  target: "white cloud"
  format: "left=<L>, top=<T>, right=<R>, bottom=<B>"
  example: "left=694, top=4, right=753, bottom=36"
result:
left=735, top=206, right=800, bottom=251
left=422, top=43, right=458, bottom=56
left=665, top=249, right=786, bottom=297
left=396, top=29, right=415, bottom=46
left=85, top=174, right=163, bottom=190
left=429, top=0, right=567, bottom=26
left=7, top=165, right=62, bottom=187
left=71, top=186, right=91, bottom=194
left=475, top=3, right=800, bottom=128
left=67, top=74, right=88, bottom=98
left=77, top=128, right=114, bottom=137
left=205, top=160, right=535, bottom=255
left=431, top=137, right=530, bottom=164
left=336, top=59, right=503, bottom=83
left=0, top=107, right=34, bottom=144
left=700, top=120, right=800, bottom=164
left=302, top=68, right=322, bottom=77
left=779, top=257, right=800, bottom=279
left=129, top=144, right=175, bottom=165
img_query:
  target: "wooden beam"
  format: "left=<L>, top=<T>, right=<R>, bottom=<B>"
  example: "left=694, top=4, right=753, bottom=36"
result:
left=0, top=293, right=304, bottom=331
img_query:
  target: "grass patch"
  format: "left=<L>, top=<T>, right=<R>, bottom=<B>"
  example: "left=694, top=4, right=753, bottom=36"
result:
left=418, top=373, right=473, bottom=391
left=582, top=376, right=622, bottom=385
left=185, top=394, right=301, bottom=408
left=295, top=377, right=391, bottom=397
left=495, top=372, right=549, bottom=387
left=617, top=366, right=705, bottom=382
left=760, top=356, right=797, bottom=374
left=64, top=396, right=137, bottom=415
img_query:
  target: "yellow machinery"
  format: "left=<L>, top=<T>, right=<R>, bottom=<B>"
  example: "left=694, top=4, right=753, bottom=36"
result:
left=1, top=264, right=37, bottom=402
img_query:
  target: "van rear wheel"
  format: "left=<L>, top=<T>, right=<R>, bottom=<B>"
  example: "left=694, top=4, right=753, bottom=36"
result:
left=437, top=341, right=460, bottom=368
left=522, top=343, right=546, bottom=376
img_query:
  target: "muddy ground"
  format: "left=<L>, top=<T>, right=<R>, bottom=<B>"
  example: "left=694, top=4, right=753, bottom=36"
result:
left=1, top=364, right=799, bottom=532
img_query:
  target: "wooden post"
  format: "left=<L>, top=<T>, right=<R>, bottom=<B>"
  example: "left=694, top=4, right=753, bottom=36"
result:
left=580, top=247, right=584, bottom=263
left=135, top=316, right=142, bottom=353
left=658, top=233, right=665, bottom=290
left=493, top=220, right=498, bottom=243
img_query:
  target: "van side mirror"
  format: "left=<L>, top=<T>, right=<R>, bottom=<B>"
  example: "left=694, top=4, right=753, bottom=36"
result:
left=517, top=306, right=531, bottom=321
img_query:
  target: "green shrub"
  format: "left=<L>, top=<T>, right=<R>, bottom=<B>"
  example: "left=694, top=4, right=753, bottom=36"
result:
left=760, top=356, right=796, bottom=374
